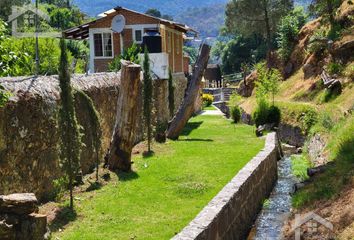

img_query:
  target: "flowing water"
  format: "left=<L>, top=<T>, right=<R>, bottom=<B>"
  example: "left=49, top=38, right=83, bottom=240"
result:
left=248, top=156, right=297, bottom=240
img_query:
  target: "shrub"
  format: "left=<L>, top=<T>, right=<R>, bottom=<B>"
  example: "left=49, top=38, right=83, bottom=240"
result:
left=108, top=43, right=141, bottom=72
left=230, top=106, right=241, bottom=123
left=253, top=98, right=269, bottom=127
left=308, top=29, right=327, bottom=54
left=300, top=109, right=318, bottom=133
left=202, top=94, right=214, bottom=107
left=267, top=105, right=281, bottom=126
left=326, top=62, right=344, bottom=75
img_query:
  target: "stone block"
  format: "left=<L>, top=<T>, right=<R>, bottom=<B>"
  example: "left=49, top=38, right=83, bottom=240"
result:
left=0, top=193, right=38, bottom=215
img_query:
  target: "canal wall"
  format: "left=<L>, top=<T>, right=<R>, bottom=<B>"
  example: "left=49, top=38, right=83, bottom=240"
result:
left=173, top=132, right=279, bottom=240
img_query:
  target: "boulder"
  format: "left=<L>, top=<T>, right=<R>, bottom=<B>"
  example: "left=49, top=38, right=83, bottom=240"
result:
left=0, top=193, right=38, bottom=215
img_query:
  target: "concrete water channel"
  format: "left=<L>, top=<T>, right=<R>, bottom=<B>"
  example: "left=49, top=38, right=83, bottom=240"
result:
left=248, top=156, right=297, bottom=239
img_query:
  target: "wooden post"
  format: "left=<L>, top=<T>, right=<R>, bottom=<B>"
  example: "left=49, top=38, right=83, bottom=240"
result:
left=107, top=60, right=141, bottom=172
left=166, top=44, right=210, bottom=140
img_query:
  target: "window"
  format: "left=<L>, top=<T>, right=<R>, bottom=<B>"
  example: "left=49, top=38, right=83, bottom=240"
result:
left=93, top=33, right=112, bottom=58
left=135, top=30, right=142, bottom=43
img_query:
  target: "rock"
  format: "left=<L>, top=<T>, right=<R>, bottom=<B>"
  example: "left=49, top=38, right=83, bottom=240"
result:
left=256, top=125, right=265, bottom=137
left=282, top=143, right=297, bottom=155
left=0, top=193, right=38, bottom=215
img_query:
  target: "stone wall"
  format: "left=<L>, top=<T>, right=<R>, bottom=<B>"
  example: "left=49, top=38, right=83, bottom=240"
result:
left=172, top=133, right=279, bottom=240
left=278, top=123, right=306, bottom=147
left=0, top=193, right=48, bottom=240
left=0, top=72, right=187, bottom=201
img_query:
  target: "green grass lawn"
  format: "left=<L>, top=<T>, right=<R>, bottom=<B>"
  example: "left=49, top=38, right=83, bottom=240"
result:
left=53, top=115, right=264, bottom=240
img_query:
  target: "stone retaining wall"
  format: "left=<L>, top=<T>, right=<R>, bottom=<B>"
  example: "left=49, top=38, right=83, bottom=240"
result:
left=173, top=133, right=279, bottom=240
left=0, top=72, right=187, bottom=201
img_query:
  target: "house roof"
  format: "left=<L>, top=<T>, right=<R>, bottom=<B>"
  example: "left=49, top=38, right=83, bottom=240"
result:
left=63, top=6, right=198, bottom=40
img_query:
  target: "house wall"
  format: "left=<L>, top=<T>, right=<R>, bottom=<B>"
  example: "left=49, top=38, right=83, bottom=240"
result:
left=89, top=9, right=184, bottom=74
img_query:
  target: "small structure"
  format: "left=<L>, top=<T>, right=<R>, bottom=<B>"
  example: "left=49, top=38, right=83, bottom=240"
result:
left=0, top=193, right=48, bottom=240
left=63, top=6, right=197, bottom=78
left=204, top=64, right=222, bottom=88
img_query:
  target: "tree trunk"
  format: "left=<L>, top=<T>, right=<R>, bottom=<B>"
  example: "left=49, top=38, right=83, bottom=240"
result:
left=263, top=0, right=272, bottom=67
left=166, top=44, right=211, bottom=140
left=106, top=60, right=141, bottom=172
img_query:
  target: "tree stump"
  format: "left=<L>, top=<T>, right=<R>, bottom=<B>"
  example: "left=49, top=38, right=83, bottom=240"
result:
left=166, top=44, right=211, bottom=140
left=106, top=60, right=141, bottom=172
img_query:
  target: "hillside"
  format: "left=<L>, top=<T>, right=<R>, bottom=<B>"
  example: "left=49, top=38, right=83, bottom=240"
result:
left=72, top=0, right=228, bottom=17
left=236, top=1, right=354, bottom=238
left=175, top=3, right=225, bottom=37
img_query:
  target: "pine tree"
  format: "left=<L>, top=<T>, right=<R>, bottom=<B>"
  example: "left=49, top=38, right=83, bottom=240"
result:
left=225, top=0, right=293, bottom=54
left=143, top=46, right=153, bottom=152
left=58, top=38, right=82, bottom=209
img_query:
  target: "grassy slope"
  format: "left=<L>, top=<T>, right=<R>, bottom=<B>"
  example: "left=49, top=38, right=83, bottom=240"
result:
left=240, top=67, right=354, bottom=208
left=54, top=115, right=264, bottom=240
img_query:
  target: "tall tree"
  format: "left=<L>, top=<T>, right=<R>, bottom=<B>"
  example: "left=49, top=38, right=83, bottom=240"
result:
left=167, top=44, right=210, bottom=140
left=0, top=0, right=30, bottom=21
left=309, top=0, right=342, bottom=25
left=225, top=0, right=293, bottom=54
left=58, top=39, right=82, bottom=209
left=143, top=47, right=153, bottom=152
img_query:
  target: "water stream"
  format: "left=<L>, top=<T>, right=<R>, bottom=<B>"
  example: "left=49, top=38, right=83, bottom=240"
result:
left=248, top=156, right=297, bottom=239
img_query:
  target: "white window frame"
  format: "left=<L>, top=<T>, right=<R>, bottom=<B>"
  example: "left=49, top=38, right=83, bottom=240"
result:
left=90, top=28, right=114, bottom=60
left=126, top=24, right=159, bottom=44
left=133, top=29, right=143, bottom=44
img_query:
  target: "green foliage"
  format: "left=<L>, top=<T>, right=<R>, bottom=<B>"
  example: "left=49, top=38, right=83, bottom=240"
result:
left=212, top=34, right=266, bottom=74
left=168, top=69, right=175, bottom=118
left=225, top=0, right=293, bottom=51
left=326, top=62, right=344, bottom=75
left=308, top=28, right=327, bottom=54
left=255, top=62, right=281, bottom=105
left=74, top=89, right=102, bottom=182
left=52, top=176, right=69, bottom=201
left=230, top=106, right=241, bottom=123
left=143, top=46, right=153, bottom=152
left=202, top=93, right=214, bottom=107
left=0, top=84, right=11, bottom=107
left=277, top=7, right=308, bottom=61
left=291, top=155, right=312, bottom=182
left=0, top=0, right=30, bottom=21
left=267, top=105, right=281, bottom=126
left=145, top=8, right=162, bottom=18
left=58, top=39, right=82, bottom=209
left=0, top=20, right=32, bottom=77
left=309, top=0, right=342, bottom=25
left=108, top=43, right=141, bottom=72
left=0, top=18, right=86, bottom=76
left=52, top=114, right=264, bottom=239
left=48, top=6, right=85, bottom=30
left=183, top=46, right=198, bottom=64
left=276, top=101, right=318, bottom=133
left=253, top=97, right=270, bottom=127
left=293, top=115, right=354, bottom=208
left=229, top=92, right=242, bottom=107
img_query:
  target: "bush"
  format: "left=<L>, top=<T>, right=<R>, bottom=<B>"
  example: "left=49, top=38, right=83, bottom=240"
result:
left=202, top=94, right=214, bottom=107
left=253, top=98, right=269, bottom=127
left=326, top=62, right=344, bottom=75
left=267, top=105, right=281, bottom=126
left=308, top=29, right=327, bottom=55
left=230, top=106, right=241, bottom=123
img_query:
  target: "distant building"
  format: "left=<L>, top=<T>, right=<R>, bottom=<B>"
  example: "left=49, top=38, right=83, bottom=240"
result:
left=63, top=6, right=197, bottom=78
